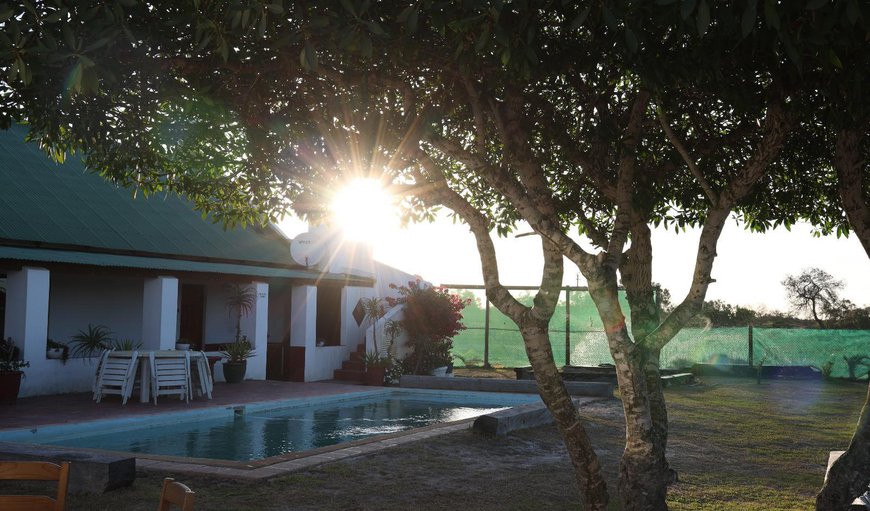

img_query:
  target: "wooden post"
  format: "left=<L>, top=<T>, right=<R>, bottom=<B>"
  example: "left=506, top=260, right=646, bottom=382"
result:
left=748, top=323, right=754, bottom=367
left=483, top=299, right=491, bottom=369
left=565, top=288, right=571, bottom=366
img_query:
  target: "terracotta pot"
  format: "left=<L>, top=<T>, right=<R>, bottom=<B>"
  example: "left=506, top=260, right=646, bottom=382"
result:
left=0, top=371, right=24, bottom=404
left=364, top=367, right=386, bottom=386
left=223, top=361, right=247, bottom=383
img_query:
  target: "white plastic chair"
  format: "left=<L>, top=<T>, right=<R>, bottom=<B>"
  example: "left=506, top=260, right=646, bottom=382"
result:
left=92, top=350, right=111, bottom=399
left=190, top=352, right=213, bottom=400
left=94, top=351, right=139, bottom=404
left=150, top=351, right=191, bottom=405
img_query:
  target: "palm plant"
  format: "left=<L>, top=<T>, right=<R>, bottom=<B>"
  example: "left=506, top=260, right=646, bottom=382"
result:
left=360, top=297, right=385, bottom=354
left=224, top=283, right=256, bottom=344
left=69, top=324, right=113, bottom=359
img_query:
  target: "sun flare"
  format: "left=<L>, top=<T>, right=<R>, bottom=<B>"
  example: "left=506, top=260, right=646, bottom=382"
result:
left=330, top=178, right=397, bottom=242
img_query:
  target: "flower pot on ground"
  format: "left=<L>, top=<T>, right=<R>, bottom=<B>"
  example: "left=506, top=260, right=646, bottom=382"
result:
left=1, top=338, right=29, bottom=404
left=223, top=361, right=247, bottom=383
left=362, top=351, right=390, bottom=387
left=431, top=366, right=449, bottom=377
left=221, top=339, right=254, bottom=384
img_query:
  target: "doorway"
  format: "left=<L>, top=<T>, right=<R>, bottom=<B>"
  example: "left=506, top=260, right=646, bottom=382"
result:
left=179, top=284, right=205, bottom=350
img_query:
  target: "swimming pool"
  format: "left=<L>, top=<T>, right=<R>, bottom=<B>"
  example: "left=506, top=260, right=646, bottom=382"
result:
left=0, top=389, right=540, bottom=462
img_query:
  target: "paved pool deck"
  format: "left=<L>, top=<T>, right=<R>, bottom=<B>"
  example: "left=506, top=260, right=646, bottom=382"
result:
left=0, top=380, right=372, bottom=430
left=0, top=380, right=483, bottom=480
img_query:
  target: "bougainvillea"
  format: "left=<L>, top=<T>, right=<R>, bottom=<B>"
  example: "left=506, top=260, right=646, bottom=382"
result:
left=386, top=278, right=470, bottom=375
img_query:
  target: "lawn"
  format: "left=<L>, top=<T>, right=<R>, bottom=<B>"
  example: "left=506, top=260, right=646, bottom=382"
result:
left=2, top=377, right=865, bottom=510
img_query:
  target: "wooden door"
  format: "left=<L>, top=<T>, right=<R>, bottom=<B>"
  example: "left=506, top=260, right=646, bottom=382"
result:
left=179, top=284, right=205, bottom=350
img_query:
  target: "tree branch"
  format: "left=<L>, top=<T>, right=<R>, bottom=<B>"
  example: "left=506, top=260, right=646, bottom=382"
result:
left=656, top=107, right=718, bottom=206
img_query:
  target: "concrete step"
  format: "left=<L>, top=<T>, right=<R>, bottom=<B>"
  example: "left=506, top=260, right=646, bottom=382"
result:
left=333, top=368, right=366, bottom=381
left=342, top=360, right=365, bottom=371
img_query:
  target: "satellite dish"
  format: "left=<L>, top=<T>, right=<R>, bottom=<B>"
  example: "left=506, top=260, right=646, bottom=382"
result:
left=290, top=232, right=326, bottom=267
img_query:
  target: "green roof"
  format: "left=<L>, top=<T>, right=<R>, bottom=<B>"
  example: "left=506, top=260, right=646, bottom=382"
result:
left=0, top=246, right=356, bottom=281
left=0, top=126, right=369, bottom=283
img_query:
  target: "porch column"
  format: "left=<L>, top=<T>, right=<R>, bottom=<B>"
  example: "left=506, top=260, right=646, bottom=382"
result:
left=4, top=266, right=50, bottom=361
left=241, top=281, right=268, bottom=380
left=290, top=285, right=317, bottom=381
left=142, top=276, right=179, bottom=350
left=289, top=285, right=317, bottom=349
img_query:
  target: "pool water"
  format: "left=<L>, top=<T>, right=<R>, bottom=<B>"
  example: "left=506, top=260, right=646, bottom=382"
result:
left=12, top=391, right=535, bottom=462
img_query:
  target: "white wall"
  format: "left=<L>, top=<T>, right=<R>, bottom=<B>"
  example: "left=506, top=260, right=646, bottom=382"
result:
left=49, top=273, right=143, bottom=344
left=204, top=281, right=268, bottom=383
left=8, top=269, right=140, bottom=397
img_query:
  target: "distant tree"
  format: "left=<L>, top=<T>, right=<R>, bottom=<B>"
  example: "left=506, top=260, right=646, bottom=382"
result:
left=696, top=300, right=757, bottom=328
left=782, top=269, right=845, bottom=329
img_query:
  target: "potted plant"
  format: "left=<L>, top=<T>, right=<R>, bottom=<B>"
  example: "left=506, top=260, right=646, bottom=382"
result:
left=224, top=283, right=256, bottom=345
left=46, top=339, right=69, bottom=363
left=221, top=337, right=254, bottom=383
left=69, top=324, right=113, bottom=359
left=1, top=338, right=29, bottom=404
left=362, top=351, right=390, bottom=386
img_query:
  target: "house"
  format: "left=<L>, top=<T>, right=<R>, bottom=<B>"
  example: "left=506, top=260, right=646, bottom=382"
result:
left=0, top=126, right=414, bottom=397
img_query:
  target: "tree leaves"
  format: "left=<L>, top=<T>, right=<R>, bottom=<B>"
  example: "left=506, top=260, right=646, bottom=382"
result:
left=741, top=0, right=757, bottom=37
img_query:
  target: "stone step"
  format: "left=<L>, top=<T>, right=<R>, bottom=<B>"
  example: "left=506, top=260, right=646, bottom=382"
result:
left=342, top=360, right=365, bottom=371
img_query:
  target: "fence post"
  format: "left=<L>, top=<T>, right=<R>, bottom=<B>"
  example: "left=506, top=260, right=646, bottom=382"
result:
left=484, top=298, right=491, bottom=369
left=565, top=288, right=571, bottom=366
left=748, top=323, right=754, bottom=366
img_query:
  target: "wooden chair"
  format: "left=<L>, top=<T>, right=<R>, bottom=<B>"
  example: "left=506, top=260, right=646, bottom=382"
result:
left=0, top=460, right=70, bottom=511
left=157, top=477, right=195, bottom=511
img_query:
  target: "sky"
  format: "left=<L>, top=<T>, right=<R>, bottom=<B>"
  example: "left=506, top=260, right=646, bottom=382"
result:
left=280, top=204, right=870, bottom=312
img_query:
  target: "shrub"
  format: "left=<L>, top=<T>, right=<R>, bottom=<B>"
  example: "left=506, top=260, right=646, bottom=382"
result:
left=386, top=279, right=469, bottom=375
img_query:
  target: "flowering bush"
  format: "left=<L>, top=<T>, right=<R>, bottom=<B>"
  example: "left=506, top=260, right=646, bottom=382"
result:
left=386, top=278, right=470, bottom=375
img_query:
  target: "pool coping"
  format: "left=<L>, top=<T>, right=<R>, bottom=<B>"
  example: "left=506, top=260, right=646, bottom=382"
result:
left=1, top=388, right=540, bottom=480
left=135, top=419, right=474, bottom=480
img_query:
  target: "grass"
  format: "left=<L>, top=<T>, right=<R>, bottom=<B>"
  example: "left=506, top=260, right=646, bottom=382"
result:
left=1, top=377, right=865, bottom=510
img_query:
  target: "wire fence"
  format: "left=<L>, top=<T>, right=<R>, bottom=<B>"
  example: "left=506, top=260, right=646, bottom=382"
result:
left=446, top=286, right=870, bottom=379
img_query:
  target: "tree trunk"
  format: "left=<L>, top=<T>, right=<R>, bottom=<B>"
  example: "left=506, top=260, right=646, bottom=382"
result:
left=521, top=321, right=610, bottom=511
left=586, top=271, right=671, bottom=511
left=816, top=380, right=870, bottom=510
left=817, top=128, right=870, bottom=510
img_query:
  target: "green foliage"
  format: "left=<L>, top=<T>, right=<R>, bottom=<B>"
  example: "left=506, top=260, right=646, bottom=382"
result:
left=222, top=337, right=254, bottom=362
left=387, top=279, right=469, bottom=375
left=820, top=359, right=835, bottom=380
left=842, top=354, right=870, bottom=380
left=362, top=351, right=391, bottom=370
left=360, top=297, right=385, bottom=353
left=69, top=324, right=114, bottom=359
left=0, top=338, right=29, bottom=373
left=110, top=338, right=143, bottom=351
left=46, top=338, right=69, bottom=363
left=224, top=284, right=256, bottom=344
